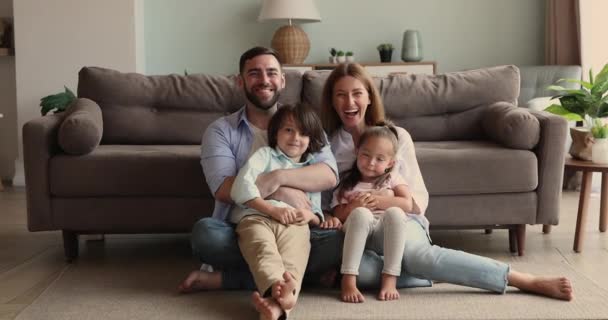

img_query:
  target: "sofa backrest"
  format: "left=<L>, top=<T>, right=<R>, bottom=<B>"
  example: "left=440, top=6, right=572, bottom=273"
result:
left=518, top=65, right=582, bottom=106
left=77, top=67, right=303, bottom=144
left=302, top=65, right=520, bottom=141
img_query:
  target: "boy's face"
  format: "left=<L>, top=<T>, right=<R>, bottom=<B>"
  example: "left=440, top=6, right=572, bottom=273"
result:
left=276, top=116, right=310, bottom=162
left=239, top=54, right=285, bottom=111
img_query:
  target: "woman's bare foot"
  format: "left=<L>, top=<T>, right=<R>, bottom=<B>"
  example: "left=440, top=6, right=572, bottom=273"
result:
left=272, top=272, right=297, bottom=310
left=378, top=273, right=400, bottom=301
left=508, top=270, right=574, bottom=301
left=341, top=274, right=365, bottom=303
left=252, top=292, right=285, bottom=320
left=177, top=270, right=221, bottom=293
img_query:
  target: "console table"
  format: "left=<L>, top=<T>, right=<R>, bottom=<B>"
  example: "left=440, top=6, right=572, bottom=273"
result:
left=564, top=157, right=608, bottom=252
left=283, top=61, right=436, bottom=76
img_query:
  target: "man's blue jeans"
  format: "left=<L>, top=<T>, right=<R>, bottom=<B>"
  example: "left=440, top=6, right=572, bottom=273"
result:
left=190, top=217, right=431, bottom=290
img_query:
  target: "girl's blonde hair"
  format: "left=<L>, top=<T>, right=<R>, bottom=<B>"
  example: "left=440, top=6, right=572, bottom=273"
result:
left=320, top=63, right=385, bottom=137
left=337, top=121, right=399, bottom=200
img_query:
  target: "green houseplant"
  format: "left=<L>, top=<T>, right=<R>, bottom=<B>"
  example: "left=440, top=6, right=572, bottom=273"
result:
left=377, top=43, right=394, bottom=63
left=40, top=86, right=76, bottom=116
left=345, top=51, right=354, bottom=62
left=544, top=63, right=608, bottom=161
left=329, top=48, right=337, bottom=63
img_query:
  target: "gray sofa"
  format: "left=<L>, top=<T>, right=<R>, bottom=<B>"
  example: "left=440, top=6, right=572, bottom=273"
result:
left=23, top=65, right=568, bottom=260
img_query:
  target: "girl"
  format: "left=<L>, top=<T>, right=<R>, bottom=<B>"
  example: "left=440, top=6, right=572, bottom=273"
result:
left=332, top=123, right=416, bottom=303
left=230, top=104, right=327, bottom=320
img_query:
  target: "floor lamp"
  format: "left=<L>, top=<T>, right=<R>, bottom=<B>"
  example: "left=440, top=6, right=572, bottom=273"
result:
left=258, top=0, right=321, bottom=64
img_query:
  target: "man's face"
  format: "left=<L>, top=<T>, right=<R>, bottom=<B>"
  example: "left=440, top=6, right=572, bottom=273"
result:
left=239, top=54, right=285, bottom=111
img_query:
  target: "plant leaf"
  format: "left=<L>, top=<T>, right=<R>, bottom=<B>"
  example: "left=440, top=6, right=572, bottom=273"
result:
left=544, top=104, right=584, bottom=121
left=597, top=102, right=608, bottom=118
left=561, top=79, right=592, bottom=90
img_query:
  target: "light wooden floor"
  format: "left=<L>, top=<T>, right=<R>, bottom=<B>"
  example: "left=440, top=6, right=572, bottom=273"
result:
left=1, top=187, right=607, bottom=319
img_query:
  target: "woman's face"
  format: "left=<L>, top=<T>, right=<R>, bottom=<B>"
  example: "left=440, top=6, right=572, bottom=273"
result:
left=332, top=76, right=371, bottom=131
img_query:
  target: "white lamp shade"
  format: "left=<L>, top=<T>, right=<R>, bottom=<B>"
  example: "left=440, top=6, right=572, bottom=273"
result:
left=258, top=0, right=321, bottom=22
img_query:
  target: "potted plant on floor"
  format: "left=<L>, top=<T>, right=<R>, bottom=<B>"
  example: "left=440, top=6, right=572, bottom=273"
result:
left=377, top=43, right=394, bottom=63
left=544, top=63, right=608, bottom=161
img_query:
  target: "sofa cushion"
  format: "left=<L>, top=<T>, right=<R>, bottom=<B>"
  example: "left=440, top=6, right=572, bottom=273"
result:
left=49, top=145, right=210, bottom=197
left=483, top=102, right=540, bottom=149
left=415, top=141, right=538, bottom=195
left=57, top=98, right=103, bottom=155
left=77, top=67, right=303, bottom=144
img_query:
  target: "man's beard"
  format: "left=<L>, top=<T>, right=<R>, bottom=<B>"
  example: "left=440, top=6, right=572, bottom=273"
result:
left=244, top=85, right=281, bottom=111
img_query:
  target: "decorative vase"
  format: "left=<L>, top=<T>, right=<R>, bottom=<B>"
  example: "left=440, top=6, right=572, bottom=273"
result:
left=337, top=56, right=346, bottom=63
left=401, top=29, right=423, bottom=62
left=569, top=127, right=593, bottom=161
left=592, top=138, right=608, bottom=164
left=329, top=56, right=337, bottom=63
left=345, top=55, right=355, bottom=63
left=379, top=49, right=393, bottom=63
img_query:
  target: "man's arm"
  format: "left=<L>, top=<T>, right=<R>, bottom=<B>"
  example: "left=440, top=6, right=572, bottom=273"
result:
left=200, top=121, right=238, bottom=204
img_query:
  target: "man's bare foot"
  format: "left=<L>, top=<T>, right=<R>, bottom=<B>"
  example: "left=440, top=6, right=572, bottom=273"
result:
left=341, top=274, right=365, bottom=303
left=509, top=271, right=573, bottom=301
left=378, top=273, right=400, bottom=301
left=272, top=272, right=297, bottom=310
left=252, top=292, right=285, bottom=320
left=177, top=270, right=221, bottom=293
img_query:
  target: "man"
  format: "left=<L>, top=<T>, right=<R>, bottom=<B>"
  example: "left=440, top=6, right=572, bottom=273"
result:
left=178, top=47, right=343, bottom=295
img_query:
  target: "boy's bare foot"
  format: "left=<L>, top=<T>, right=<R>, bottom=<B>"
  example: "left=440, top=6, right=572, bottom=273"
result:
left=252, top=291, right=285, bottom=320
left=509, top=271, right=573, bottom=301
left=177, top=270, right=221, bottom=293
left=341, top=274, right=365, bottom=303
left=272, top=272, right=297, bottom=310
left=378, top=273, right=400, bottom=301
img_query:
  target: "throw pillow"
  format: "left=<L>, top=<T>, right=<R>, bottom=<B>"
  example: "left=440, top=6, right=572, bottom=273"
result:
left=58, top=98, right=103, bottom=155
left=483, top=102, right=540, bottom=150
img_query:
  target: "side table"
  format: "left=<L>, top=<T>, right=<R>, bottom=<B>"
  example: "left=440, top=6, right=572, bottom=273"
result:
left=564, top=157, right=608, bottom=252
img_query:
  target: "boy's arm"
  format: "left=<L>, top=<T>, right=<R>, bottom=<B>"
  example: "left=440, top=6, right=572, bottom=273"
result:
left=244, top=197, right=301, bottom=225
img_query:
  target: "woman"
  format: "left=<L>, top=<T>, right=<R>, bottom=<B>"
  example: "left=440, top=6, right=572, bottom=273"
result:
left=319, top=63, right=573, bottom=302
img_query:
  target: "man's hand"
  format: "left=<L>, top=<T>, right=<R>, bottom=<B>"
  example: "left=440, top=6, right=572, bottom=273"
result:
left=268, top=187, right=312, bottom=210
left=319, top=216, right=342, bottom=230
left=255, top=170, right=283, bottom=198
left=269, top=207, right=302, bottom=225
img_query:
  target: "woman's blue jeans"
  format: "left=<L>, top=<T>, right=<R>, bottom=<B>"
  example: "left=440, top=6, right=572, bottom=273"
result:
left=191, top=217, right=508, bottom=292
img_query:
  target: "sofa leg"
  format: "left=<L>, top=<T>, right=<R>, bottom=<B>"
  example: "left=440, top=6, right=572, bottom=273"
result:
left=542, top=224, right=552, bottom=234
left=516, top=224, right=526, bottom=256
left=62, top=230, right=79, bottom=263
left=508, top=228, right=517, bottom=254
left=484, top=229, right=493, bottom=234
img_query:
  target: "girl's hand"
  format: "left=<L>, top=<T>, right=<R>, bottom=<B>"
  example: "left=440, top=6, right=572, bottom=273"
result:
left=319, top=216, right=342, bottom=230
left=351, top=193, right=377, bottom=211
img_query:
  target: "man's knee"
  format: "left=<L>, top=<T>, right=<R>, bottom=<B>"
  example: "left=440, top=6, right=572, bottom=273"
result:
left=191, top=217, right=236, bottom=257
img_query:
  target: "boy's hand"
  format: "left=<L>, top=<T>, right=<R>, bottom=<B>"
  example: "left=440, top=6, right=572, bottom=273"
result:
left=295, top=209, right=320, bottom=226
left=319, top=216, right=342, bottom=230
left=270, top=207, right=301, bottom=225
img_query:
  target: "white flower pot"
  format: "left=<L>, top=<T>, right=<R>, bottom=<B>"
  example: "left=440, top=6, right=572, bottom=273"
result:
left=592, top=138, right=608, bottom=164
left=337, top=56, right=346, bottom=63
left=345, top=56, right=355, bottom=62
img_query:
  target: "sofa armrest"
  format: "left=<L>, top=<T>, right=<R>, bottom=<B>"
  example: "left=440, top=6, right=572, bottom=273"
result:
left=482, top=102, right=541, bottom=150
left=23, top=114, right=64, bottom=231
left=527, top=109, right=568, bottom=225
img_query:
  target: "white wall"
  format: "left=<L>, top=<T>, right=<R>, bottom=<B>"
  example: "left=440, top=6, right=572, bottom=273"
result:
left=0, top=0, right=16, bottom=183
left=12, top=0, right=140, bottom=185
left=579, top=0, right=608, bottom=79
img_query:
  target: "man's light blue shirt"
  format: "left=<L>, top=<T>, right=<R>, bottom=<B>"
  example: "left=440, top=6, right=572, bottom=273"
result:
left=200, top=106, right=338, bottom=221
left=230, top=146, right=323, bottom=223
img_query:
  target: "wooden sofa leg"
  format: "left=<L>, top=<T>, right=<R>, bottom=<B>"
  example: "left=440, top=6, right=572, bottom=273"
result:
left=62, top=230, right=79, bottom=263
left=516, top=224, right=526, bottom=256
left=508, top=228, right=517, bottom=254
left=542, top=224, right=552, bottom=234
left=484, top=229, right=493, bottom=234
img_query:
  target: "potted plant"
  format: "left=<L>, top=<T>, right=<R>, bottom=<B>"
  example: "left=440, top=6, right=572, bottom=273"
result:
left=345, top=51, right=355, bottom=62
left=329, top=48, right=337, bottom=63
left=377, top=43, right=394, bottom=63
left=40, top=86, right=76, bottom=116
left=336, top=50, right=345, bottom=63
left=544, top=63, right=608, bottom=161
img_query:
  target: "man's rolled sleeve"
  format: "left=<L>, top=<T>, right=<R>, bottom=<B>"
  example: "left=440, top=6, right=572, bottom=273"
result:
left=201, top=122, right=237, bottom=195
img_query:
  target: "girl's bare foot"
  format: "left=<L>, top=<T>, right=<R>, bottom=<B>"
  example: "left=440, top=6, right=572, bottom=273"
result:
left=341, top=274, right=365, bottom=303
left=272, top=272, right=297, bottom=310
left=378, top=273, right=400, bottom=301
left=252, top=292, right=285, bottom=320
left=177, top=270, right=221, bottom=293
left=508, top=270, right=574, bottom=301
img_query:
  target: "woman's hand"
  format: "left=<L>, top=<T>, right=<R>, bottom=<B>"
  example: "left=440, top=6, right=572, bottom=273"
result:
left=319, top=216, right=342, bottom=230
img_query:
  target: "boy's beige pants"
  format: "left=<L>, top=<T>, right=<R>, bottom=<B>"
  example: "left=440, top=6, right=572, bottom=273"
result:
left=236, top=215, right=311, bottom=296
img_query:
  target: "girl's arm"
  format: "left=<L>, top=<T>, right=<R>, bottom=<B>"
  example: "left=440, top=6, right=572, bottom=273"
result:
left=372, top=184, right=415, bottom=213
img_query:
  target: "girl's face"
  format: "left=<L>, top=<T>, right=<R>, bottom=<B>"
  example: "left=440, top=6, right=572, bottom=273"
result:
left=332, top=76, right=371, bottom=131
left=276, top=116, right=310, bottom=162
left=356, top=136, right=395, bottom=182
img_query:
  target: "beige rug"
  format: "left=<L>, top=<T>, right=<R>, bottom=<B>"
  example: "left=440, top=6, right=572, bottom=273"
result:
left=15, top=239, right=608, bottom=320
